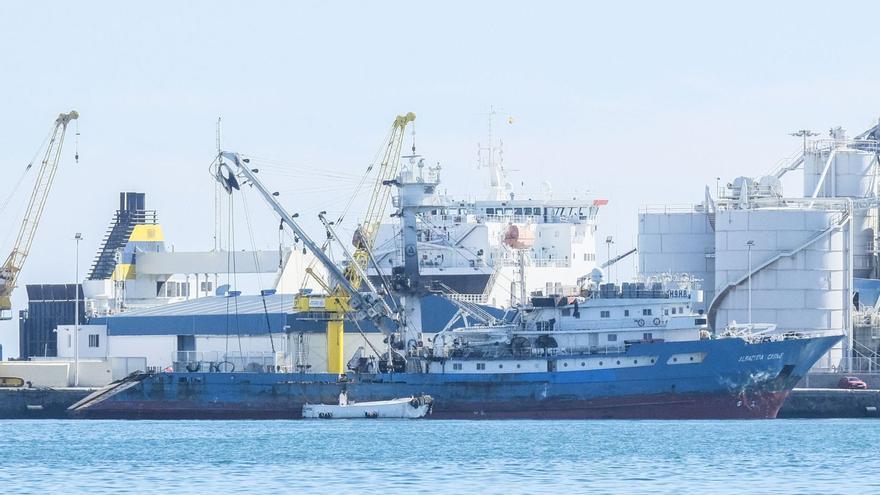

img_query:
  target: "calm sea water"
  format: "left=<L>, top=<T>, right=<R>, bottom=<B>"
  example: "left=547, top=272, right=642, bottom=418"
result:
left=0, top=419, right=877, bottom=494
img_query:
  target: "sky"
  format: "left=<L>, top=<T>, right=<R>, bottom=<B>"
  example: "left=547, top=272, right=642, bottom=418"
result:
left=2, top=1, right=880, bottom=357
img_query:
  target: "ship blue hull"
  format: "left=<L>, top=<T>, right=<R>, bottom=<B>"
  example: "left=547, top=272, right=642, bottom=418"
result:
left=72, top=335, right=841, bottom=419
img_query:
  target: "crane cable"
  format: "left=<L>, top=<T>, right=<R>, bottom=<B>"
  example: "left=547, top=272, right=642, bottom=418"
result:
left=280, top=123, right=398, bottom=290
left=224, top=192, right=243, bottom=366
left=240, top=191, right=277, bottom=354
left=0, top=125, right=55, bottom=220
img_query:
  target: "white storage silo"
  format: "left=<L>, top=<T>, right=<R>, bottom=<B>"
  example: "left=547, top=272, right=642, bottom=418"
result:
left=803, top=141, right=877, bottom=277
left=638, top=207, right=715, bottom=309
left=711, top=206, right=850, bottom=348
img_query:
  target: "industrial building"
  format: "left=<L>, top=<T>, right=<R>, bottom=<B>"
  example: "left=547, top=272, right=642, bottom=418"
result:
left=639, top=121, right=880, bottom=372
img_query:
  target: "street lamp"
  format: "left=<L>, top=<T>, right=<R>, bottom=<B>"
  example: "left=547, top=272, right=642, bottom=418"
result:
left=790, top=129, right=819, bottom=158
left=746, top=240, right=755, bottom=330
left=74, top=233, right=82, bottom=386
left=605, top=236, right=614, bottom=283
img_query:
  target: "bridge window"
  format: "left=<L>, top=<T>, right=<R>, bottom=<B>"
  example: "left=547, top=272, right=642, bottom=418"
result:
left=600, top=310, right=610, bottom=318
left=607, top=334, right=618, bottom=342
left=476, top=363, right=486, bottom=371
left=452, top=363, right=462, bottom=371
left=88, top=334, right=100, bottom=348
left=642, top=309, right=652, bottom=316
left=624, top=309, right=630, bottom=317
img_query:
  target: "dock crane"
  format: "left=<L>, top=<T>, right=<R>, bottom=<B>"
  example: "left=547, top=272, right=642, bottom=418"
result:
left=0, top=110, right=79, bottom=320
left=346, top=112, right=415, bottom=288
left=216, top=151, right=401, bottom=374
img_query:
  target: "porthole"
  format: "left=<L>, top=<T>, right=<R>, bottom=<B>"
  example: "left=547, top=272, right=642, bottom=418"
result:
left=599, top=361, right=604, bottom=366
left=563, top=362, right=568, bottom=367
left=499, top=364, right=503, bottom=369
left=690, top=356, right=694, bottom=361
left=673, top=357, right=678, bottom=362
left=517, top=364, right=521, bottom=369
left=650, top=359, right=655, bottom=363
left=581, top=362, right=586, bottom=367
left=634, top=360, right=638, bottom=364
left=616, top=360, right=621, bottom=365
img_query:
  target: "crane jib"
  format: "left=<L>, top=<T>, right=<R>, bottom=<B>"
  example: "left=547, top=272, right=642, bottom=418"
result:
left=0, top=110, right=79, bottom=320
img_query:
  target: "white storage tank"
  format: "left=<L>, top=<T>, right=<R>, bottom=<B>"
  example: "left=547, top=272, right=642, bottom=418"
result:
left=803, top=140, right=877, bottom=277
left=712, top=207, right=849, bottom=341
left=638, top=208, right=715, bottom=309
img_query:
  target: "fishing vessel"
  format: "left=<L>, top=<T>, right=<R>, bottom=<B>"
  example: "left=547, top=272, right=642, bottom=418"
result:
left=69, top=148, right=842, bottom=420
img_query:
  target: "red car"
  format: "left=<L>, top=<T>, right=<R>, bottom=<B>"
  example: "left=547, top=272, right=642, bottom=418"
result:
left=838, top=376, right=868, bottom=389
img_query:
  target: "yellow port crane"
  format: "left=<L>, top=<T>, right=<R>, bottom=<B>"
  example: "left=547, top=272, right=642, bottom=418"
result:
left=345, top=112, right=415, bottom=288
left=0, top=110, right=79, bottom=320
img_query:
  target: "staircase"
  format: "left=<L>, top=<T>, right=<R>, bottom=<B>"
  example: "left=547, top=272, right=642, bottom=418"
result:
left=87, top=193, right=156, bottom=280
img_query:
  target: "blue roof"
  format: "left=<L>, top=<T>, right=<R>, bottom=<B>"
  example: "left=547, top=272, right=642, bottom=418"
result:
left=89, top=294, right=510, bottom=336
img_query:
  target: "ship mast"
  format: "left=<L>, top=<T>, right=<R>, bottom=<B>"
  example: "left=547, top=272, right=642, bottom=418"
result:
left=478, top=106, right=509, bottom=201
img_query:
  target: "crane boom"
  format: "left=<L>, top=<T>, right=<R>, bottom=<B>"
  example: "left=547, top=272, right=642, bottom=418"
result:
left=0, top=110, right=79, bottom=320
left=216, top=151, right=398, bottom=334
left=346, top=112, right=415, bottom=288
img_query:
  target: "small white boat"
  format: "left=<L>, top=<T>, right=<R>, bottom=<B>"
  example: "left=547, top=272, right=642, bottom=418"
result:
left=302, top=392, right=433, bottom=419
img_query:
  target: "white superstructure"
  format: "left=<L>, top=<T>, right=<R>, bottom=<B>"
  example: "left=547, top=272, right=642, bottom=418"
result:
left=369, top=120, right=604, bottom=308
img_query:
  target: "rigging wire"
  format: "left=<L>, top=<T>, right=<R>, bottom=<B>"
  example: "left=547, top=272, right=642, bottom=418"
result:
left=223, top=192, right=244, bottom=364
left=231, top=195, right=243, bottom=359
left=240, top=191, right=277, bottom=354
left=0, top=125, right=55, bottom=219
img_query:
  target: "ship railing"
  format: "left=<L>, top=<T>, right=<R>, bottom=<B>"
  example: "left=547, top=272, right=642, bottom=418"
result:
left=533, top=258, right=572, bottom=268
left=171, top=351, right=281, bottom=373
left=555, top=318, right=669, bottom=331
left=512, top=345, right=626, bottom=358
left=639, top=204, right=709, bottom=215
left=495, top=257, right=573, bottom=268
left=419, top=258, right=486, bottom=269
left=480, top=213, right=590, bottom=224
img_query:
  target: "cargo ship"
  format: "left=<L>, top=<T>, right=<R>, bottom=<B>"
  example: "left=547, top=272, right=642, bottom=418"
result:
left=69, top=150, right=841, bottom=420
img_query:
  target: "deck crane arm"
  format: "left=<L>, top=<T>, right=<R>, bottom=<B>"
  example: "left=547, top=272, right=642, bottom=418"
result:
left=576, top=247, right=638, bottom=287
left=346, top=112, right=415, bottom=288
left=0, top=110, right=79, bottom=320
left=600, top=247, right=637, bottom=270
left=216, top=151, right=399, bottom=335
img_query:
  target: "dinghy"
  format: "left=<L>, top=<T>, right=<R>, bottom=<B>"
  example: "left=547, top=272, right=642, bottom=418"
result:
left=302, top=392, right=433, bottom=419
